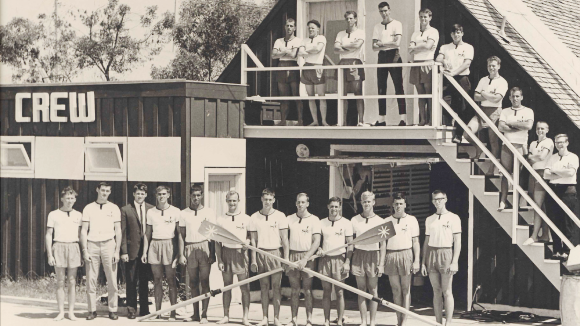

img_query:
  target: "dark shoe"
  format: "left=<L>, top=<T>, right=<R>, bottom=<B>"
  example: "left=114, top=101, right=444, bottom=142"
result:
left=109, top=312, right=119, bottom=320
left=373, top=121, right=386, bottom=127
left=398, top=120, right=406, bottom=126
left=86, top=311, right=97, bottom=320
left=139, top=310, right=151, bottom=317
left=127, top=311, right=136, bottom=319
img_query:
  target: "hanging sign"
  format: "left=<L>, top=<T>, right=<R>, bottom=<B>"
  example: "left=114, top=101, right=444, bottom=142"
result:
left=15, top=91, right=96, bottom=123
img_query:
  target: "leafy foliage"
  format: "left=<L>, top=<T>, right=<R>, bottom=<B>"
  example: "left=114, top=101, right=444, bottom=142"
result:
left=75, top=0, right=172, bottom=80
left=0, top=17, right=43, bottom=67
left=151, top=0, right=274, bottom=81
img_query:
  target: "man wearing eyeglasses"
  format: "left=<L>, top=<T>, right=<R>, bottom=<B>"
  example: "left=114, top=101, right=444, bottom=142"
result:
left=421, top=190, right=461, bottom=326
left=544, top=134, right=580, bottom=259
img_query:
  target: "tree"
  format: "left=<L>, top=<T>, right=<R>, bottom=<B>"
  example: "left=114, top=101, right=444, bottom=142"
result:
left=0, top=17, right=43, bottom=67
left=151, top=0, right=273, bottom=81
left=37, top=11, right=78, bottom=82
left=75, top=0, right=171, bottom=81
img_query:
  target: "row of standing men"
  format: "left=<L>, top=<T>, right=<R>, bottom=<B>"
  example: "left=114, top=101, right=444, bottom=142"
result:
left=46, top=183, right=461, bottom=326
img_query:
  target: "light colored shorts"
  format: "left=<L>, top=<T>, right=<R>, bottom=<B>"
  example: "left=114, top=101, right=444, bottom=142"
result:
left=427, top=247, right=453, bottom=274
left=52, top=242, right=81, bottom=268
left=474, top=106, right=502, bottom=128
left=409, top=61, right=432, bottom=85
left=318, top=254, right=349, bottom=280
left=185, top=241, right=212, bottom=268
left=286, top=250, right=317, bottom=279
left=351, top=249, right=380, bottom=277
left=384, top=248, right=413, bottom=276
left=148, top=239, right=174, bottom=265
left=221, top=247, right=248, bottom=275
left=256, top=248, right=283, bottom=273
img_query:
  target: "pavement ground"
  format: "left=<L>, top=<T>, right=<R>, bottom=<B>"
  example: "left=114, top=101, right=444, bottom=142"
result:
left=0, top=295, right=561, bottom=326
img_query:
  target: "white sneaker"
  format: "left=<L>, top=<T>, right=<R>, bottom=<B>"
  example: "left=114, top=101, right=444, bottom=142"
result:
left=522, top=238, right=535, bottom=246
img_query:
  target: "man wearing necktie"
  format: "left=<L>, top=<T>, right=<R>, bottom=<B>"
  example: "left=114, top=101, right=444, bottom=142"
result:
left=121, top=183, right=154, bottom=319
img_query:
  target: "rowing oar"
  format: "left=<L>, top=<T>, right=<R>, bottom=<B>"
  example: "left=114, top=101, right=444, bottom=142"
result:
left=199, top=221, right=441, bottom=326
left=137, top=267, right=284, bottom=321
left=138, top=220, right=396, bottom=321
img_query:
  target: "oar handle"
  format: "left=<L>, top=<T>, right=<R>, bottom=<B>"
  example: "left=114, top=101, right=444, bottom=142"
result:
left=137, top=267, right=284, bottom=322
left=310, top=243, right=350, bottom=261
left=244, top=244, right=441, bottom=326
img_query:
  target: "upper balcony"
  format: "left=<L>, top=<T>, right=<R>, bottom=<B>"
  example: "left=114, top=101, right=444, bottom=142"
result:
left=240, top=45, right=451, bottom=140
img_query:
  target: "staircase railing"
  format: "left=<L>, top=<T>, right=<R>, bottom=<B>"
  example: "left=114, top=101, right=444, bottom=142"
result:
left=442, top=73, right=580, bottom=250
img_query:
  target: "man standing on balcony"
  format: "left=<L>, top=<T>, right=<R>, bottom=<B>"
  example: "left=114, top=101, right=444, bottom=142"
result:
left=286, top=193, right=321, bottom=326
left=436, top=24, right=473, bottom=143
left=80, top=182, right=122, bottom=320
left=298, top=20, right=328, bottom=126
left=249, top=189, right=289, bottom=326
left=497, top=87, right=534, bottom=211
left=272, top=18, right=303, bottom=126
left=334, top=11, right=365, bottom=127
left=464, top=56, right=508, bottom=161
left=544, top=134, right=580, bottom=259
left=121, top=183, right=154, bottom=319
left=373, top=2, right=407, bottom=126
left=409, top=8, right=439, bottom=126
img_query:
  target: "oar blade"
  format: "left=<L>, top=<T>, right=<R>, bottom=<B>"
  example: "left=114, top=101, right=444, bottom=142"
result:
left=198, top=221, right=243, bottom=245
left=352, top=221, right=396, bottom=246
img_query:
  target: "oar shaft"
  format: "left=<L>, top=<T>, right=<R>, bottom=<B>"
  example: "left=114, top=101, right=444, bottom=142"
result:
left=137, top=267, right=284, bottom=322
left=248, top=246, right=440, bottom=326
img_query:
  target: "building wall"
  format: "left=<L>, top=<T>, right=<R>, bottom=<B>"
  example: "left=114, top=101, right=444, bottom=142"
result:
left=0, top=81, right=246, bottom=279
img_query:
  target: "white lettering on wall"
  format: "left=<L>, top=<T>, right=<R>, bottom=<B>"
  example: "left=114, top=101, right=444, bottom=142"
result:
left=15, top=91, right=96, bottom=123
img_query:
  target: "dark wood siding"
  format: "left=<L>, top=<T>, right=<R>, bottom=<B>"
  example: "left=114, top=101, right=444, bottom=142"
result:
left=0, top=81, right=246, bottom=279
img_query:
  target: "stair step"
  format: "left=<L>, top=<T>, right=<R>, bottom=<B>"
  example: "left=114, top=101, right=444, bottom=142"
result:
left=469, top=175, right=485, bottom=179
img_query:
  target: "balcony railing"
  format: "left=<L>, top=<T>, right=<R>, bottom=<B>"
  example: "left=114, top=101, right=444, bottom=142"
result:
left=241, top=44, right=444, bottom=127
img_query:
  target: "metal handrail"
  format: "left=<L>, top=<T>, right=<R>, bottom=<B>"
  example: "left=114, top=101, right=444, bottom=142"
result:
left=444, top=75, right=579, bottom=249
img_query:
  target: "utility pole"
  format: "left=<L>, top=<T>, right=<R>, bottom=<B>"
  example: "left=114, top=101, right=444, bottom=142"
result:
left=54, top=0, right=59, bottom=81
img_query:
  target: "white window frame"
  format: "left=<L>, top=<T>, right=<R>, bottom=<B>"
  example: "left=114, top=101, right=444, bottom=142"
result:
left=204, top=168, right=246, bottom=215
left=84, top=137, right=127, bottom=181
left=0, top=136, right=35, bottom=178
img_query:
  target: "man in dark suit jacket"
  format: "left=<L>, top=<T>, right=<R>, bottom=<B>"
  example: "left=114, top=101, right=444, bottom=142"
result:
left=121, top=183, right=154, bottom=319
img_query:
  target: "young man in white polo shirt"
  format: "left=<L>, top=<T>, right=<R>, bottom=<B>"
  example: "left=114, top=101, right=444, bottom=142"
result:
left=272, top=18, right=303, bottom=126
left=215, top=190, right=252, bottom=325
left=334, top=11, right=365, bottom=126
left=46, top=186, right=83, bottom=321
left=372, top=2, right=406, bottom=126
left=351, top=191, right=386, bottom=326
left=286, top=193, right=321, bottom=326
left=80, top=181, right=122, bottom=320
left=317, top=197, right=353, bottom=326
left=384, top=194, right=420, bottom=326
left=179, top=184, right=216, bottom=323
left=298, top=20, right=328, bottom=126
left=248, top=188, right=289, bottom=326
left=142, top=185, right=180, bottom=320
left=544, top=134, right=580, bottom=258
left=421, top=190, right=462, bottom=326
left=409, top=8, right=439, bottom=126
left=465, top=56, right=509, bottom=161
left=436, top=24, right=474, bottom=143
left=498, top=87, right=534, bottom=210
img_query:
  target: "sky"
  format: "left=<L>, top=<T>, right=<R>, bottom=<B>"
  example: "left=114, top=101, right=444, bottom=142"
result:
left=0, top=0, right=267, bottom=84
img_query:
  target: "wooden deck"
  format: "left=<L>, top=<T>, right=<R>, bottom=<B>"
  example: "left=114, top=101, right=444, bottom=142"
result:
left=244, top=125, right=454, bottom=140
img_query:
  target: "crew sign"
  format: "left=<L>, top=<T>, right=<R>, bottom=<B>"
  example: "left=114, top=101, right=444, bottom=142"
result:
left=15, top=92, right=96, bottom=123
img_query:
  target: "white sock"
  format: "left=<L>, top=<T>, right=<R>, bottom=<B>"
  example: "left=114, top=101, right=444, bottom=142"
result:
left=400, top=114, right=407, bottom=121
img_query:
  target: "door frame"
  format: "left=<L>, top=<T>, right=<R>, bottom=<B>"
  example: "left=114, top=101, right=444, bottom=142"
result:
left=204, top=167, right=246, bottom=214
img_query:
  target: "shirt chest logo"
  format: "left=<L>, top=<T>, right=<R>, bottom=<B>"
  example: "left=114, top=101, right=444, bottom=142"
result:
left=442, top=221, right=451, bottom=229
left=269, top=221, right=278, bottom=229
left=301, top=225, right=310, bottom=234
left=236, top=222, right=245, bottom=230
left=334, top=228, right=344, bottom=236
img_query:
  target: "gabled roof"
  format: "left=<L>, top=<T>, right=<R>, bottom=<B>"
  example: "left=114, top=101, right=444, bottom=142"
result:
left=458, top=0, right=580, bottom=127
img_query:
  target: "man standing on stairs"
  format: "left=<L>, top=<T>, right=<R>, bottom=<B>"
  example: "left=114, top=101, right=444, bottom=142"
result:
left=543, top=134, right=580, bottom=259
left=464, top=56, right=508, bottom=161
left=421, top=190, right=461, bottom=326
left=436, top=24, right=473, bottom=143
left=497, top=87, right=534, bottom=211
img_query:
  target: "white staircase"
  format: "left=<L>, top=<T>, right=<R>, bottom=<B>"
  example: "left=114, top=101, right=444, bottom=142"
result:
left=428, top=139, right=562, bottom=290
